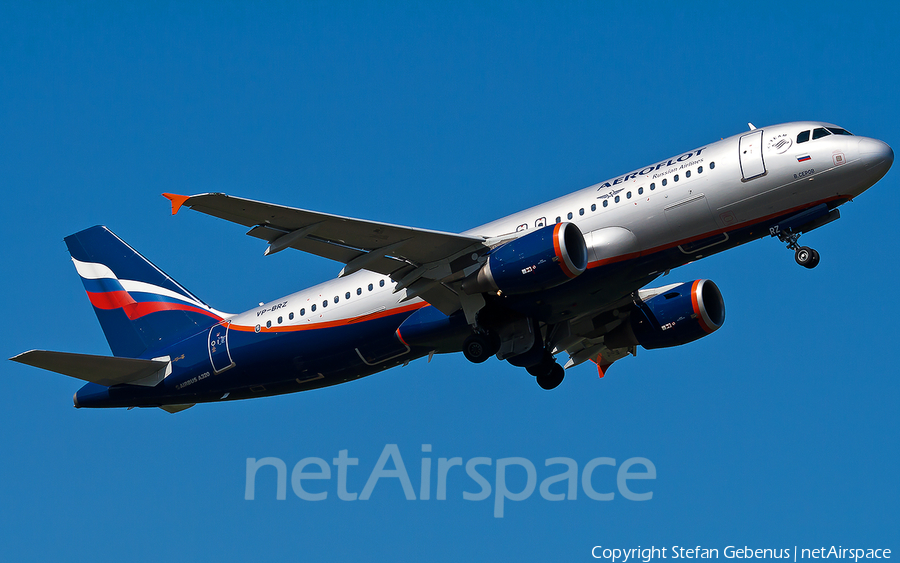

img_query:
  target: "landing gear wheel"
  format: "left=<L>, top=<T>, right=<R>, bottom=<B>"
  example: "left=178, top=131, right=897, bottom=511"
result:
left=795, top=246, right=820, bottom=269
left=526, top=352, right=554, bottom=377
left=536, top=363, right=565, bottom=390
left=808, top=249, right=820, bottom=269
left=463, top=334, right=493, bottom=364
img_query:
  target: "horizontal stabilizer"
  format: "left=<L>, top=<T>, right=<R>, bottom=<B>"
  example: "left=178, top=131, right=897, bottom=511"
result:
left=10, top=350, right=169, bottom=387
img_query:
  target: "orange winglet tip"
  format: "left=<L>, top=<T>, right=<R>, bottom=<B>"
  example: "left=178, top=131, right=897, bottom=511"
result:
left=162, top=193, right=191, bottom=215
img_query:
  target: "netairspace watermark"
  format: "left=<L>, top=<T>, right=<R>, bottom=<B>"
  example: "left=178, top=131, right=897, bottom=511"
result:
left=244, top=443, right=656, bottom=518
left=591, top=547, right=892, bottom=562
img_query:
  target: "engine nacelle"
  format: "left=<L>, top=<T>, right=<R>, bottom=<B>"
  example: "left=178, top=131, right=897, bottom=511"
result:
left=606, top=279, right=726, bottom=350
left=462, top=223, right=588, bottom=295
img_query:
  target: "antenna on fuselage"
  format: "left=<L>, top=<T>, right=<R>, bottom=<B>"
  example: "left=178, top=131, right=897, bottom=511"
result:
left=748, top=122, right=757, bottom=130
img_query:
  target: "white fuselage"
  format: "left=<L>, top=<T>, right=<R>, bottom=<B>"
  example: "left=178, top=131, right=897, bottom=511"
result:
left=233, top=122, right=888, bottom=334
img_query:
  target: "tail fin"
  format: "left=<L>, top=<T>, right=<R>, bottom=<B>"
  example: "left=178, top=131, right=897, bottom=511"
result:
left=65, top=226, right=226, bottom=358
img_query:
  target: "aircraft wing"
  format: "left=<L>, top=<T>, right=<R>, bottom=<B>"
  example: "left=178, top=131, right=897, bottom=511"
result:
left=164, top=193, right=491, bottom=316
left=548, top=282, right=691, bottom=378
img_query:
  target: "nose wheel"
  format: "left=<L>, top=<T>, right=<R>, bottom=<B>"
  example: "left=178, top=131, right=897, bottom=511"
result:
left=771, top=226, right=820, bottom=269
left=794, top=246, right=820, bottom=269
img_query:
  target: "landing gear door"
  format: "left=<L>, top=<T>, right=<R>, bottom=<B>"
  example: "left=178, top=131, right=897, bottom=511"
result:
left=208, top=322, right=235, bottom=374
left=739, top=130, right=766, bottom=180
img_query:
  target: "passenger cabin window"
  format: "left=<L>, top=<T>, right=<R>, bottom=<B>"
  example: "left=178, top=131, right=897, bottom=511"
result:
left=345, top=292, right=351, bottom=300
left=710, top=162, right=715, bottom=169
left=685, top=170, right=691, bottom=178
left=662, top=178, right=668, bottom=186
left=638, top=187, right=643, bottom=195
left=567, top=212, right=573, bottom=220
left=591, top=203, right=596, bottom=211
left=357, top=288, right=362, bottom=295
left=334, top=296, right=339, bottom=304
left=368, top=283, right=373, bottom=291
left=311, top=304, right=316, bottom=312
left=555, top=216, right=561, bottom=223
left=266, top=320, right=271, bottom=328
left=698, top=166, right=703, bottom=173
left=626, top=191, right=631, bottom=199
left=379, top=279, right=385, bottom=287
left=579, top=208, right=584, bottom=216
left=674, top=174, right=679, bottom=182
left=300, top=308, right=305, bottom=316
left=289, top=312, right=294, bottom=320
left=812, top=127, right=831, bottom=140
left=277, top=316, right=282, bottom=324
left=797, top=130, right=810, bottom=143
left=322, top=300, right=328, bottom=307
left=614, top=195, right=620, bottom=203
left=650, top=182, right=656, bottom=190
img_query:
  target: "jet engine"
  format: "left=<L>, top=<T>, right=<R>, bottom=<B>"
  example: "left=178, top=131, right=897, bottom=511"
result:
left=462, top=222, right=588, bottom=295
left=605, top=279, right=725, bottom=350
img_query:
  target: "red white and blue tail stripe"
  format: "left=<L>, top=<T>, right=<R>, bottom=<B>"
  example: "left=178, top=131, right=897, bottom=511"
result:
left=65, top=226, right=227, bottom=358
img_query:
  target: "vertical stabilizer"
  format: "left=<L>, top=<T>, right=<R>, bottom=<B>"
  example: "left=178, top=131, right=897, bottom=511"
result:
left=65, top=226, right=226, bottom=358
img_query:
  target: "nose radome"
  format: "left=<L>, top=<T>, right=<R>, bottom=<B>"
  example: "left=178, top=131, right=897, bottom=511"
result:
left=858, top=138, right=894, bottom=166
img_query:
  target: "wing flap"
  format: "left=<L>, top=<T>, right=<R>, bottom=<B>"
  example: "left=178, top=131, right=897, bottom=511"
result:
left=11, top=350, right=170, bottom=387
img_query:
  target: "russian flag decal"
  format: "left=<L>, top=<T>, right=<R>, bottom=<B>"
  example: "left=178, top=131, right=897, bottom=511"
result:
left=797, top=154, right=811, bottom=162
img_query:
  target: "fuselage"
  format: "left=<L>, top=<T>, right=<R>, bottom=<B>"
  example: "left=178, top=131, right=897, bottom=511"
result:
left=74, top=122, right=893, bottom=408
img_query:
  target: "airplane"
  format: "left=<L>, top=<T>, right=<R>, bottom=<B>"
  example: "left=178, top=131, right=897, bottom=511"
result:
left=10, top=121, right=893, bottom=413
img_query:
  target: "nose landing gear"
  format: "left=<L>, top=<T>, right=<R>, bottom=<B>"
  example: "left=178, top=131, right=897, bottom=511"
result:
left=771, top=226, right=820, bottom=269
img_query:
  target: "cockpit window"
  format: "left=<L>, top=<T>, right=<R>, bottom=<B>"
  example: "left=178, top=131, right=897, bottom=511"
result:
left=812, top=127, right=831, bottom=140
left=827, top=127, right=853, bottom=136
left=797, top=130, right=810, bottom=143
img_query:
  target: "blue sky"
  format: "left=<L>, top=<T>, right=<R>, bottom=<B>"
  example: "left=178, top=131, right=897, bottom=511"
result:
left=2, top=2, right=897, bottom=561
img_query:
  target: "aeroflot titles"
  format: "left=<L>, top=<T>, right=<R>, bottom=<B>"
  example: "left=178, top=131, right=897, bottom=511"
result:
left=595, top=147, right=707, bottom=189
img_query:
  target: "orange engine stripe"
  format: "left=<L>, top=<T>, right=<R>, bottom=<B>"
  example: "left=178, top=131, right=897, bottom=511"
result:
left=553, top=223, right=577, bottom=278
left=691, top=280, right=713, bottom=333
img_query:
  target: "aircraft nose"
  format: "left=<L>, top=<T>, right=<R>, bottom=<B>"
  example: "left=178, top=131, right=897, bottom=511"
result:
left=858, top=137, right=893, bottom=175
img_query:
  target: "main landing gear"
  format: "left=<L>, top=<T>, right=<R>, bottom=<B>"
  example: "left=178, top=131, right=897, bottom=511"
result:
left=772, top=227, right=820, bottom=269
left=526, top=351, right=565, bottom=390
left=462, top=333, right=500, bottom=364
left=462, top=331, right=565, bottom=390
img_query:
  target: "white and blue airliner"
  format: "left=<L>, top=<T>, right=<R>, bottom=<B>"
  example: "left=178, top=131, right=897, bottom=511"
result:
left=11, top=122, right=893, bottom=412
